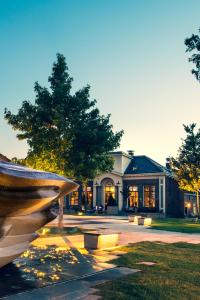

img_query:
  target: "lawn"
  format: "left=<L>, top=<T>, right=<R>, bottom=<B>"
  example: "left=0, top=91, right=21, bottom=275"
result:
left=150, top=218, right=200, bottom=234
left=97, top=242, right=200, bottom=300
left=37, top=226, right=83, bottom=237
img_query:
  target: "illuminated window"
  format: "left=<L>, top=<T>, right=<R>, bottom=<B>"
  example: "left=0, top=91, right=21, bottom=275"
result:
left=83, top=187, right=93, bottom=208
left=128, top=186, right=138, bottom=207
left=69, top=191, right=79, bottom=206
left=83, top=187, right=91, bottom=192
left=144, top=186, right=155, bottom=207
left=105, top=181, right=116, bottom=206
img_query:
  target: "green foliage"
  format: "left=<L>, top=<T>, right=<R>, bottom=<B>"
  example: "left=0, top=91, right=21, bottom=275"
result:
left=185, top=28, right=200, bottom=81
left=4, top=53, right=124, bottom=182
left=169, top=124, right=200, bottom=193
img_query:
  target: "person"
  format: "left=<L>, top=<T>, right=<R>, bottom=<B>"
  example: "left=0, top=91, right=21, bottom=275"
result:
left=107, top=194, right=115, bottom=206
left=105, top=202, right=108, bottom=212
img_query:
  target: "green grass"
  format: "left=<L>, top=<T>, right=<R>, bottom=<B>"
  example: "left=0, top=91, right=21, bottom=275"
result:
left=97, top=242, right=200, bottom=300
left=150, top=218, right=200, bottom=234
left=37, top=226, right=83, bottom=237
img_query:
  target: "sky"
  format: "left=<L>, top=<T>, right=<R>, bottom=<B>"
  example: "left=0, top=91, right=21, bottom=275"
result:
left=1, top=0, right=200, bottom=164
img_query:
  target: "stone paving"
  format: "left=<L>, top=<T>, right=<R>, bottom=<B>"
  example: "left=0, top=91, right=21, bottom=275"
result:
left=0, top=238, right=119, bottom=299
left=1, top=237, right=139, bottom=300
left=2, top=215, right=200, bottom=299
left=3, top=267, right=139, bottom=300
left=50, top=215, right=200, bottom=245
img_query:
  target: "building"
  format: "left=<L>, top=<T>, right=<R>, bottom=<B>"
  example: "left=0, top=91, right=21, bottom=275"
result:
left=0, top=151, right=188, bottom=217
left=0, top=153, right=10, bottom=162
left=65, top=151, right=184, bottom=217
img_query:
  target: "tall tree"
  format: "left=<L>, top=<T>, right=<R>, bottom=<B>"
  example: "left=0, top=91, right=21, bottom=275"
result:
left=169, top=124, right=200, bottom=215
left=182, top=28, right=200, bottom=215
left=185, top=28, right=200, bottom=81
left=4, top=53, right=124, bottom=215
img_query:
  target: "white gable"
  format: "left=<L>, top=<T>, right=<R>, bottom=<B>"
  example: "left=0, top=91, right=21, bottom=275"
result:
left=112, top=152, right=131, bottom=175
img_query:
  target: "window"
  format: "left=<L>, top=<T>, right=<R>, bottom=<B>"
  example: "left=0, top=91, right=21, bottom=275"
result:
left=129, top=186, right=138, bottom=207
left=105, top=181, right=116, bottom=206
left=144, top=186, right=155, bottom=207
left=69, top=191, right=79, bottom=206
left=83, top=187, right=92, bottom=192
left=83, top=186, right=93, bottom=208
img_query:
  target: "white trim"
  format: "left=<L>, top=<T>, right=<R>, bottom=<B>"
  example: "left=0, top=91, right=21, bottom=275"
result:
left=123, top=172, right=165, bottom=179
left=163, top=176, right=166, bottom=213
left=118, top=184, right=123, bottom=211
left=92, top=184, right=97, bottom=207
left=123, top=176, right=162, bottom=180
left=159, top=176, right=164, bottom=211
left=111, top=170, right=124, bottom=176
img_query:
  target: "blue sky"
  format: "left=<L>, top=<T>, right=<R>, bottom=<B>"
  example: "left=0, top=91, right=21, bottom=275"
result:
left=1, top=0, right=200, bottom=164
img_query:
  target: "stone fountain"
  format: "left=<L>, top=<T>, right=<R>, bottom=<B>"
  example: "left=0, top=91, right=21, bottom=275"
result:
left=0, top=161, right=78, bottom=268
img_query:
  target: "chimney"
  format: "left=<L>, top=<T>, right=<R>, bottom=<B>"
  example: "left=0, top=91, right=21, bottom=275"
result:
left=165, top=157, right=171, bottom=170
left=127, top=150, right=134, bottom=157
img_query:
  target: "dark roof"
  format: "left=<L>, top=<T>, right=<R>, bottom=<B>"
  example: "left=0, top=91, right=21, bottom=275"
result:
left=0, top=153, right=10, bottom=162
left=124, top=155, right=171, bottom=175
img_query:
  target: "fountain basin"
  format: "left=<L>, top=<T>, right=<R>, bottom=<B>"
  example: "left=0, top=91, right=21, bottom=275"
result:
left=0, top=161, right=78, bottom=268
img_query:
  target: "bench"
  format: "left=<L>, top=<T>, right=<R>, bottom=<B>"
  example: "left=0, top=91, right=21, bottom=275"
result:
left=128, top=215, right=142, bottom=223
left=137, top=217, right=152, bottom=226
left=84, top=230, right=120, bottom=250
left=128, top=215, right=152, bottom=225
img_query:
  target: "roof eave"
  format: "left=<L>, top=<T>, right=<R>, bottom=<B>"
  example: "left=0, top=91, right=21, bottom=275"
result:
left=123, top=172, right=166, bottom=177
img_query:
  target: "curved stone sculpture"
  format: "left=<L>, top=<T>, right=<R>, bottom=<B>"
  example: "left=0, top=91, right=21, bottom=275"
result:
left=0, top=161, right=78, bottom=268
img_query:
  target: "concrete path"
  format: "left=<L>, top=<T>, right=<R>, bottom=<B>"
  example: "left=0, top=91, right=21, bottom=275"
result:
left=2, top=267, right=139, bottom=300
left=50, top=215, right=200, bottom=245
left=2, top=215, right=199, bottom=299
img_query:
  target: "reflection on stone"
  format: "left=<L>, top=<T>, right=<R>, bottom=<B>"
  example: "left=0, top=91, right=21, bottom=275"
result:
left=0, top=161, right=78, bottom=268
left=0, top=244, right=79, bottom=298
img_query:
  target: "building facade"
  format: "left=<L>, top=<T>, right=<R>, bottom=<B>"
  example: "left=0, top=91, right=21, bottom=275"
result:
left=65, top=151, right=184, bottom=217
left=0, top=152, right=188, bottom=217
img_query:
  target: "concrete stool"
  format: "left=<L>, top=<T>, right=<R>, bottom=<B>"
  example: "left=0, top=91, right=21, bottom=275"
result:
left=137, top=217, right=152, bottom=226
left=84, top=230, right=120, bottom=250
left=128, top=215, right=141, bottom=223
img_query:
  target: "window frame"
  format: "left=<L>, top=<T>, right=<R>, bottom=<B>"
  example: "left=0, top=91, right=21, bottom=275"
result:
left=143, top=185, right=156, bottom=208
left=128, top=185, right=139, bottom=207
left=69, top=191, right=79, bottom=206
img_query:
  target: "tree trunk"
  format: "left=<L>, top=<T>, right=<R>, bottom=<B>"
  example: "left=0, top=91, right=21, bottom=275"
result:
left=58, top=196, right=64, bottom=228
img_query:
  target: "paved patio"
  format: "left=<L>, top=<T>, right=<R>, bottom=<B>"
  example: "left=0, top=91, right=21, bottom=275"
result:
left=4, top=267, right=139, bottom=300
left=50, top=215, right=200, bottom=245
left=2, top=215, right=200, bottom=299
